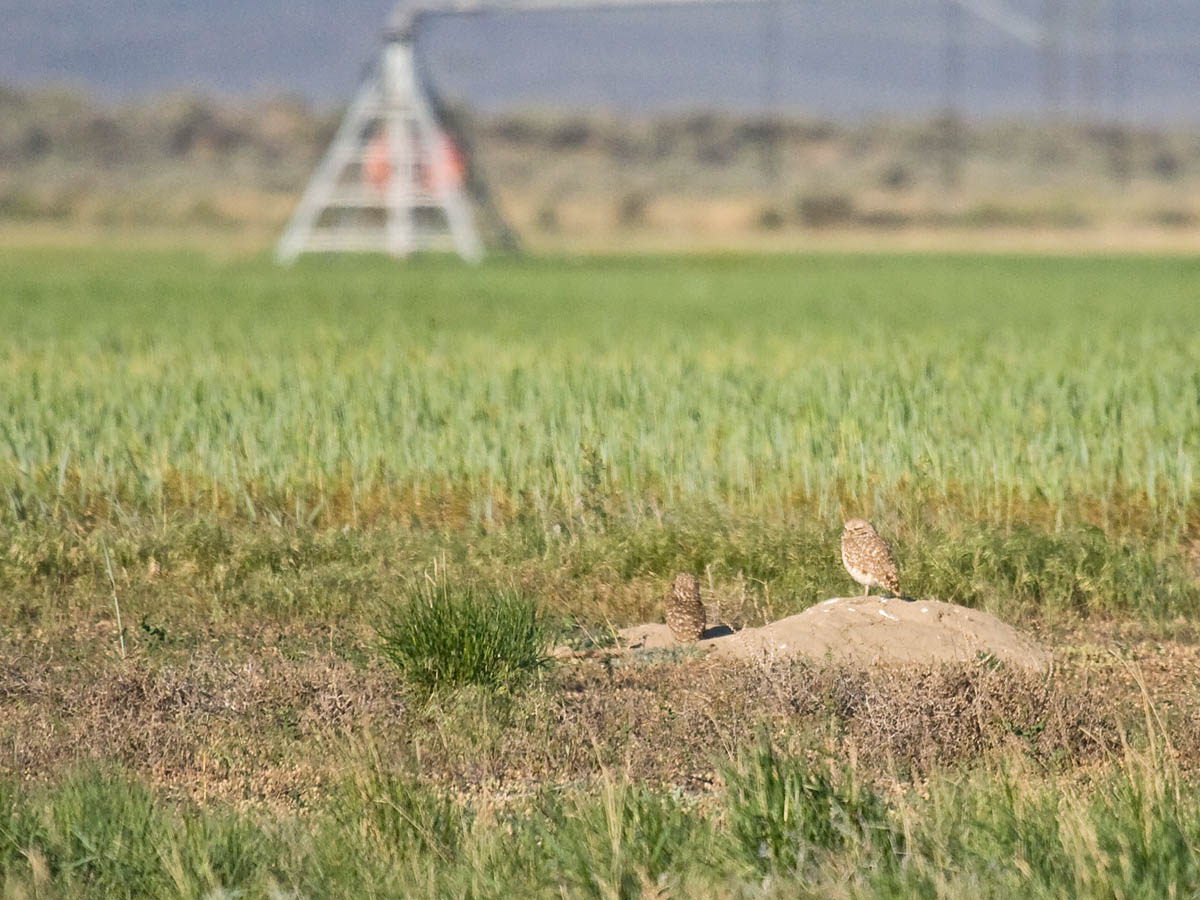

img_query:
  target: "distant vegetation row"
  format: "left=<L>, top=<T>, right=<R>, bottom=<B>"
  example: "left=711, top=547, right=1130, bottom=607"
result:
left=2, top=83, right=1199, bottom=241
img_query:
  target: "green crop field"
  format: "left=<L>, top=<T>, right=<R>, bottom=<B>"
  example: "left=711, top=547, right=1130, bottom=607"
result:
left=3, top=248, right=1199, bottom=622
left=2, top=247, right=1200, bottom=897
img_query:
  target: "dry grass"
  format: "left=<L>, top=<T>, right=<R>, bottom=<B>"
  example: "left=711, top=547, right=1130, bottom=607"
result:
left=1, top=631, right=1159, bottom=810
left=413, top=655, right=1115, bottom=794
left=0, top=640, right=404, bottom=810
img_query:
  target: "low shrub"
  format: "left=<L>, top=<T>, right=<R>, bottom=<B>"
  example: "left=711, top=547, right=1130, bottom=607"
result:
left=378, top=577, right=550, bottom=694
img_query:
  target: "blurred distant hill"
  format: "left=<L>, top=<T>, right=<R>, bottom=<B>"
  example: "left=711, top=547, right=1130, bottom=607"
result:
left=0, top=86, right=334, bottom=235
left=4, top=0, right=1200, bottom=125
left=3, top=83, right=1199, bottom=250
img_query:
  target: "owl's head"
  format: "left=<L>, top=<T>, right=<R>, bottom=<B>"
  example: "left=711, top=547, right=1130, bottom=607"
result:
left=671, top=572, right=700, bottom=598
left=843, top=518, right=878, bottom=538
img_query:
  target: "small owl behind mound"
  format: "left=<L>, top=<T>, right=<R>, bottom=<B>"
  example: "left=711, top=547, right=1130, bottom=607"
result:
left=665, top=573, right=706, bottom=643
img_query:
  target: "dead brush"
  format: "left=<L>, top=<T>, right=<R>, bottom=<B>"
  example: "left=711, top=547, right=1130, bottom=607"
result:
left=826, top=658, right=1117, bottom=771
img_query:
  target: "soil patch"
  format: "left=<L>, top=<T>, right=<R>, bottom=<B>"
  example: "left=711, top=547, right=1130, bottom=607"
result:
left=611, top=596, right=1051, bottom=672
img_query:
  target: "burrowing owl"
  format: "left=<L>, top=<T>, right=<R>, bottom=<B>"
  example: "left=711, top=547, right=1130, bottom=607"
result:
left=665, top=573, right=706, bottom=642
left=841, top=519, right=901, bottom=597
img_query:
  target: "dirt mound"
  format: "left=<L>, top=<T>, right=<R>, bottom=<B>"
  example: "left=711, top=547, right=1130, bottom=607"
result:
left=614, top=596, right=1050, bottom=672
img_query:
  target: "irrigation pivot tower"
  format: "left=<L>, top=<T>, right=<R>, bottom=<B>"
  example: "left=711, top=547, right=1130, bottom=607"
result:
left=278, top=0, right=1047, bottom=264
left=276, top=8, right=483, bottom=263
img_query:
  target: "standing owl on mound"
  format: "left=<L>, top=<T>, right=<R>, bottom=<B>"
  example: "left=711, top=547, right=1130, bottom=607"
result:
left=841, top=518, right=901, bottom=598
left=665, top=573, right=706, bottom=643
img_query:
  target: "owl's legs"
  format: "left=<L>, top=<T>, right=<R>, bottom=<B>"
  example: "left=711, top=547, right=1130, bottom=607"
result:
left=863, top=582, right=870, bottom=597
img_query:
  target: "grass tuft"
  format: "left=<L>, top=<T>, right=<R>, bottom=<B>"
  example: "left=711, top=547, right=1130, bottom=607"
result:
left=722, top=738, right=898, bottom=876
left=378, top=576, right=550, bottom=695
left=540, top=780, right=703, bottom=900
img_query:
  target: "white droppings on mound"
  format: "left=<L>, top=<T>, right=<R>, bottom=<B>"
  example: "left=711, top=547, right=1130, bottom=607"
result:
left=611, top=596, right=1050, bottom=672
